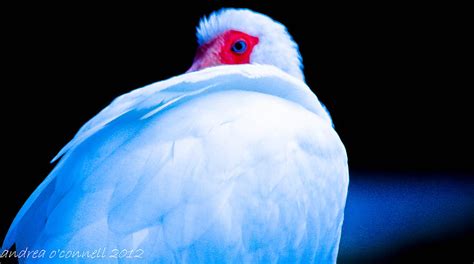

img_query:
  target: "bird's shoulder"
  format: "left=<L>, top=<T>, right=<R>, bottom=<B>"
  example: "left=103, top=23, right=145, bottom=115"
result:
left=3, top=65, right=345, bottom=252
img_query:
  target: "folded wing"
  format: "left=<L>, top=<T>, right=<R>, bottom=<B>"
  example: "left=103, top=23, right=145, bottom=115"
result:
left=4, top=65, right=347, bottom=263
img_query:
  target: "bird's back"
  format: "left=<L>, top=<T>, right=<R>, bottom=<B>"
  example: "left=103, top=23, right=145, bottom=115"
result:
left=3, top=65, right=348, bottom=263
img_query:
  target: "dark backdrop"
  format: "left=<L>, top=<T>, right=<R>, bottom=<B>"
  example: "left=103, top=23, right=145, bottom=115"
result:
left=2, top=1, right=472, bottom=263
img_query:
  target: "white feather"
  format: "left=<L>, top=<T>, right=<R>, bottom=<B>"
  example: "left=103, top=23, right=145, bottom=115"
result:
left=3, top=65, right=347, bottom=263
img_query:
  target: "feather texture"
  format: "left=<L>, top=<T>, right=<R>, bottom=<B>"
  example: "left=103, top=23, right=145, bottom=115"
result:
left=3, top=65, right=348, bottom=263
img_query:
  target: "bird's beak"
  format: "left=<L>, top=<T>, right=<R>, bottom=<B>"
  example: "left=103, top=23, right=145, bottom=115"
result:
left=187, top=37, right=224, bottom=73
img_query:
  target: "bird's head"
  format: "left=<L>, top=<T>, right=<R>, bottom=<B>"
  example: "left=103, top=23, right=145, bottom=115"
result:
left=188, top=8, right=304, bottom=80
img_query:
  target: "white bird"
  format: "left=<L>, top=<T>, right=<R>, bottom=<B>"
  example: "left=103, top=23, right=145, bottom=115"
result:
left=3, top=9, right=348, bottom=263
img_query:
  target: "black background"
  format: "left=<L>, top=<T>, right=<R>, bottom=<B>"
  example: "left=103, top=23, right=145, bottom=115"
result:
left=2, top=1, right=472, bottom=263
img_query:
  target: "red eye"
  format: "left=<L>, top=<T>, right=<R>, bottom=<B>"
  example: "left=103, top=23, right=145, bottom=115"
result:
left=188, top=30, right=259, bottom=71
left=220, top=31, right=259, bottom=65
left=231, top=40, right=247, bottom=54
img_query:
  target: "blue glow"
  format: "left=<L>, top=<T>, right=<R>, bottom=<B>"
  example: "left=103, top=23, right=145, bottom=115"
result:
left=339, top=172, right=474, bottom=259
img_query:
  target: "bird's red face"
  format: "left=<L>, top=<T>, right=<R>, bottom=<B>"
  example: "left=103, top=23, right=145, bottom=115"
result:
left=187, top=30, right=259, bottom=72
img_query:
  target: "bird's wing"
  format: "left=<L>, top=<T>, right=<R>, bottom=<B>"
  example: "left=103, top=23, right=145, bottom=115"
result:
left=3, top=65, right=347, bottom=262
left=51, top=65, right=331, bottom=163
